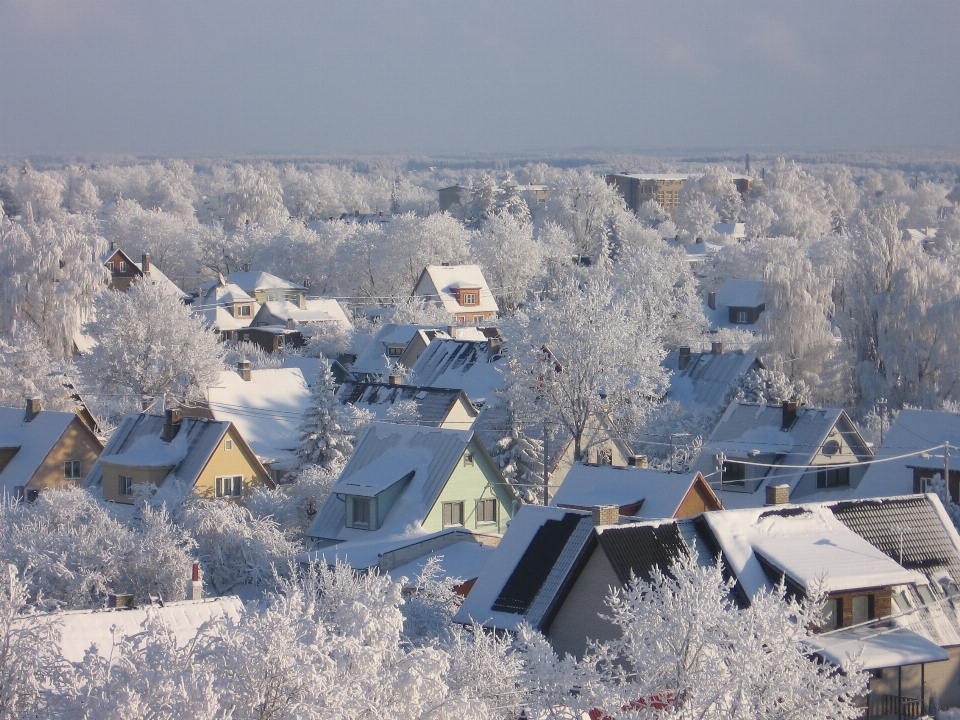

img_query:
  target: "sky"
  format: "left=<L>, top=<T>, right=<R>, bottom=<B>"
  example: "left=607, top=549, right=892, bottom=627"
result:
left=2, top=0, right=959, bottom=157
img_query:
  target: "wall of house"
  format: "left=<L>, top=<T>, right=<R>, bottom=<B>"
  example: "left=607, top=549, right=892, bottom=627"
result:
left=551, top=420, right=630, bottom=492
left=194, top=427, right=271, bottom=500
left=439, top=398, right=478, bottom=431
left=868, top=647, right=960, bottom=712
left=547, top=544, right=622, bottom=659
left=675, top=481, right=722, bottom=517
left=28, top=418, right=103, bottom=492
left=101, top=462, right=173, bottom=504
left=0, top=447, right=19, bottom=475
left=422, top=441, right=512, bottom=535
left=398, top=333, right=431, bottom=369
left=792, top=422, right=870, bottom=498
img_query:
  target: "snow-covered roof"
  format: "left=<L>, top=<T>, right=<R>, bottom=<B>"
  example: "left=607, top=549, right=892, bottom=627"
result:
left=614, top=173, right=694, bottom=182
left=0, top=407, right=84, bottom=496
left=809, top=626, right=949, bottom=670
left=205, top=367, right=311, bottom=464
left=713, top=222, right=746, bottom=238
left=551, top=465, right=716, bottom=520
left=193, top=305, right=252, bottom=332
left=135, top=262, right=190, bottom=299
left=414, top=265, right=499, bottom=316
left=716, top=279, right=764, bottom=308
left=16, top=596, right=243, bottom=664
left=257, top=298, right=353, bottom=329
left=338, top=381, right=476, bottom=428
left=856, top=409, right=960, bottom=499
left=305, top=423, right=477, bottom=544
left=196, top=281, right=256, bottom=307
left=226, top=270, right=306, bottom=293
left=332, top=446, right=428, bottom=497
left=663, top=349, right=760, bottom=414
left=407, top=339, right=506, bottom=407
left=349, top=324, right=450, bottom=379
left=388, top=540, right=495, bottom=586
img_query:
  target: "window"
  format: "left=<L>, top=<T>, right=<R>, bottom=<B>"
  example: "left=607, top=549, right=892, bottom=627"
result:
left=473, top=315, right=485, bottom=323
left=107, top=261, right=115, bottom=272
left=461, top=292, right=477, bottom=306
left=722, top=460, right=747, bottom=487
left=119, top=475, right=133, bottom=497
left=736, top=310, right=748, bottom=324
left=476, top=498, right=497, bottom=524
left=351, top=497, right=372, bottom=529
left=597, top=448, right=613, bottom=466
left=464, top=452, right=475, bottom=467
left=852, top=594, right=874, bottom=624
left=64, top=460, right=82, bottom=479
left=237, top=304, right=251, bottom=317
left=822, top=597, right=842, bottom=629
left=118, top=261, right=126, bottom=273
left=817, top=466, right=850, bottom=489
left=224, top=439, right=233, bottom=451
left=216, top=475, right=243, bottom=498
left=386, top=346, right=404, bottom=357
left=442, top=501, right=464, bottom=527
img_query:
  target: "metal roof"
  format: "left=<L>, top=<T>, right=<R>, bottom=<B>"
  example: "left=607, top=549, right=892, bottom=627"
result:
left=663, top=350, right=761, bottom=413
left=338, top=381, right=472, bottom=427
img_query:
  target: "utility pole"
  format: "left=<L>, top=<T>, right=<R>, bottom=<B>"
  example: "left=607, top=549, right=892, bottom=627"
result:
left=878, top=399, right=887, bottom=445
left=945, top=442, right=951, bottom=502
left=543, top=420, right=550, bottom=506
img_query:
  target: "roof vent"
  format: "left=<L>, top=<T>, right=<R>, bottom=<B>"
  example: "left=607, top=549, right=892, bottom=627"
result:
left=627, top=454, right=648, bottom=468
left=782, top=400, right=798, bottom=430
left=711, top=342, right=723, bottom=355
left=238, top=360, right=252, bottom=381
left=163, top=408, right=182, bottom=442
left=592, top=505, right=620, bottom=527
left=765, top=483, right=790, bottom=506
left=24, top=396, right=41, bottom=422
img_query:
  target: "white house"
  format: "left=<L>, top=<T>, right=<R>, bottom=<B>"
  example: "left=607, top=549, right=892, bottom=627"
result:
left=412, top=264, right=499, bottom=324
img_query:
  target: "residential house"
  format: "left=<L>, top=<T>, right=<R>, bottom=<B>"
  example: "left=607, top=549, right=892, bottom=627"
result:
left=713, top=222, right=747, bottom=241
left=220, top=268, right=308, bottom=306
left=0, top=399, right=103, bottom=500
left=690, top=401, right=874, bottom=509
left=338, top=380, right=478, bottom=431
left=303, top=423, right=517, bottom=570
left=663, top=344, right=762, bottom=417
left=708, top=279, right=766, bottom=326
left=192, top=276, right=259, bottom=341
left=856, top=409, right=960, bottom=503
left=551, top=463, right=722, bottom=520
left=179, top=361, right=311, bottom=481
left=348, top=324, right=452, bottom=381
left=438, top=185, right=469, bottom=213
left=234, top=325, right=305, bottom=354
left=412, top=265, right=499, bottom=324
left=102, top=243, right=188, bottom=299
left=456, top=494, right=960, bottom=712
left=407, top=337, right=507, bottom=409
left=84, top=409, right=273, bottom=504
left=251, top=297, right=353, bottom=332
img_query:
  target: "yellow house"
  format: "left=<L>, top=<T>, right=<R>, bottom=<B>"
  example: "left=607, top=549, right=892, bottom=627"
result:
left=84, top=410, right=272, bottom=504
left=0, top=399, right=103, bottom=500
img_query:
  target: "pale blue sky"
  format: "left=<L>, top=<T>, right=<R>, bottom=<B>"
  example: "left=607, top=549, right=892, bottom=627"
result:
left=2, top=0, right=958, bottom=156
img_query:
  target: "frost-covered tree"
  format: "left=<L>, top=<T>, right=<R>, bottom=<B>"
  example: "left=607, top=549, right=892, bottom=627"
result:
left=0, top=325, right=77, bottom=411
left=726, top=367, right=811, bottom=407
left=299, top=360, right=356, bottom=470
left=381, top=294, right=453, bottom=326
left=80, top=278, right=225, bottom=408
left=473, top=213, right=543, bottom=310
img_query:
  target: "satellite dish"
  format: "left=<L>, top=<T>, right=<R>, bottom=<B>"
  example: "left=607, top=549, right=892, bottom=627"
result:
left=823, top=440, right=841, bottom=456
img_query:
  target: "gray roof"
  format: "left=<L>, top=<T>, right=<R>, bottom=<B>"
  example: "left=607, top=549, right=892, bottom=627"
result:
left=349, top=324, right=446, bottom=380
left=338, top=381, right=474, bottom=427
left=407, top=338, right=506, bottom=407
left=664, top=350, right=761, bottom=413
left=716, top=279, right=764, bottom=308
left=83, top=413, right=230, bottom=491
left=0, top=407, right=82, bottom=495
left=306, top=422, right=476, bottom=541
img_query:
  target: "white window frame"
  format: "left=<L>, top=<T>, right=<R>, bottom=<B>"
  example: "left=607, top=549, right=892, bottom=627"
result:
left=119, top=475, right=133, bottom=497
left=461, top=292, right=477, bottom=306
left=64, top=460, right=82, bottom=479
left=736, top=310, right=748, bottom=324
left=224, top=439, right=233, bottom=451
left=216, top=475, right=243, bottom=498
left=118, top=261, right=126, bottom=273
left=107, top=261, right=115, bottom=272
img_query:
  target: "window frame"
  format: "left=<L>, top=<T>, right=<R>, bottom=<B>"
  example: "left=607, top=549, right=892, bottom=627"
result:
left=817, top=466, right=851, bottom=489
left=386, top=346, right=404, bottom=357
left=476, top=498, right=497, bottom=524
left=64, top=460, right=82, bottom=479
left=119, top=475, right=133, bottom=497
left=351, top=497, right=372, bottom=529
left=118, top=261, right=126, bottom=273
left=442, top=501, right=464, bottom=527
left=736, top=310, right=748, bottom=324
left=224, top=439, right=233, bottom=451
left=722, top=460, right=747, bottom=487
left=464, top=452, right=475, bottom=467
left=461, top=292, right=477, bottom=306
left=215, top=475, right=243, bottom=498
left=107, top=261, right=115, bottom=273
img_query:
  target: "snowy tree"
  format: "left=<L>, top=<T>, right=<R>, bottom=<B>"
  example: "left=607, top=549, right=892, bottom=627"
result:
left=474, top=213, right=543, bottom=310
left=299, top=360, right=356, bottom=471
left=726, top=367, right=811, bottom=407
left=80, top=278, right=225, bottom=409
left=0, top=325, right=77, bottom=411
left=381, top=294, right=453, bottom=326
left=246, top=462, right=340, bottom=537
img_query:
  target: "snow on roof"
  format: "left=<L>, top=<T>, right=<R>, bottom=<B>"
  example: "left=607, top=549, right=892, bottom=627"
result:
left=388, top=538, right=495, bottom=585
left=856, top=409, right=960, bottom=499
left=713, top=222, right=746, bottom=238
left=193, top=305, right=252, bottom=332
left=415, top=265, right=499, bottom=316
left=279, top=355, right=322, bottom=383
left=205, top=367, right=310, bottom=463
left=17, top=597, right=243, bottom=664
left=454, top=505, right=587, bottom=631
left=196, top=281, right=256, bottom=307
left=551, top=464, right=709, bottom=519
left=135, top=262, right=190, bottom=299
left=614, top=173, right=694, bottom=181
left=226, top=270, right=306, bottom=293
left=0, top=407, right=79, bottom=495
left=811, top=626, right=949, bottom=670
left=332, top=446, right=430, bottom=497
left=716, top=279, right=764, bottom=308
left=349, top=324, right=449, bottom=379
left=338, top=381, right=474, bottom=428
left=258, top=298, right=352, bottom=329
left=407, top=339, right=506, bottom=407
left=663, top=350, right=760, bottom=414
left=305, top=423, right=476, bottom=544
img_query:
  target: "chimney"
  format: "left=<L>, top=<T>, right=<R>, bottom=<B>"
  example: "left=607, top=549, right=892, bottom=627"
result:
left=441, top=261, right=450, bottom=266
left=108, top=593, right=135, bottom=609
left=110, top=240, right=118, bottom=251
left=765, top=484, right=790, bottom=506
left=24, top=396, right=41, bottom=422
left=782, top=401, right=798, bottom=430
left=286, top=317, right=296, bottom=330
left=141, top=253, right=151, bottom=276
left=238, top=360, right=252, bottom=381
left=678, top=346, right=691, bottom=370
left=592, top=505, right=620, bottom=526
left=298, top=293, right=306, bottom=310
left=243, top=262, right=251, bottom=272
left=707, top=291, right=717, bottom=310
left=187, top=562, right=203, bottom=600
left=447, top=325, right=458, bottom=339
left=627, top=454, right=648, bottom=468
left=487, top=337, right=503, bottom=361
left=162, top=408, right=182, bottom=442
left=388, top=375, right=402, bottom=386
left=711, top=342, right=723, bottom=355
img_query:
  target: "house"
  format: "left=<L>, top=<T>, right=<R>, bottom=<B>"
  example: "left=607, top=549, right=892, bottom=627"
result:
left=0, top=399, right=103, bottom=500
left=456, top=494, right=960, bottom=712
left=233, top=325, right=305, bottom=354
left=713, top=222, right=747, bottom=240
left=303, top=423, right=517, bottom=569
left=192, top=276, right=259, bottom=340
left=179, top=361, right=311, bottom=480
left=551, top=464, right=721, bottom=520
left=348, top=324, right=452, bottom=381
left=338, top=380, right=478, bottom=431
left=102, top=243, right=188, bottom=299
left=438, top=185, right=469, bottom=213
left=83, top=409, right=273, bottom=504
left=407, top=337, right=507, bottom=409
left=709, top=279, right=766, bottom=326
left=219, top=268, right=308, bottom=306
left=412, top=265, right=499, bottom=324
left=856, top=409, right=960, bottom=503
left=663, top=344, right=762, bottom=416
left=690, top=401, right=874, bottom=509
left=251, top=297, right=353, bottom=332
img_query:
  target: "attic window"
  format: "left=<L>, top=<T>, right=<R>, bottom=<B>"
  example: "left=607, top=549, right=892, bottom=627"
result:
left=442, top=501, right=464, bottom=527
left=224, top=439, right=233, bottom=451
left=118, top=261, right=126, bottom=273
left=722, top=460, right=747, bottom=487
left=461, top=292, right=477, bottom=306
left=464, top=452, right=475, bottom=467
left=387, top=346, right=404, bottom=357
left=237, top=305, right=251, bottom=317
left=817, top=467, right=850, bottom=489
left=64, top=460, right=82, bottom=479
left=351, top=497, right=372, bottom=529
left=107, top=261, right=115, bottom=272
left=119, top=475, right=133, bottom=497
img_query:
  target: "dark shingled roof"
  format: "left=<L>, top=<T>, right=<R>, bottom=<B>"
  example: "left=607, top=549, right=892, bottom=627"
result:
left=338, top=381, right=472, bottom=427
left=596, top=523, right=689, bottom=586
left=829, top=496, right=960, bottom=581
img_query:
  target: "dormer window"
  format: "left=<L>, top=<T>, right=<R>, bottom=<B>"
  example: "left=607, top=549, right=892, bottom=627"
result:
left=237, top=304, right=251, bottom=317
left=455, top=288, right=481, bottom=306
left=386, top=346, right=404, bottom=357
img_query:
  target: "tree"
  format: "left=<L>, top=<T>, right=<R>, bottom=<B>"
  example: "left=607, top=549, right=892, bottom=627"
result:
left=493, top=424, right=546, bottom=505
left=80, top=278, right=225, bottom=409
left=473, top=213, right=543, bottom=310
left=299, top=360, right=356, bottom=471
left=0, top=325, right=77, bottom=411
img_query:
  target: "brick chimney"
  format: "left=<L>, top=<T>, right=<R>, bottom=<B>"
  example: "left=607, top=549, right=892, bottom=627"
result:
left=765, top=483, right=790, bottom=505
left=678, top=346, right=692, bottom=370
left=243, top=262, right=251, bottom=272
left=711, top=342, right=723, bottom=355
left=187, top=562, right=202, bottom=600
left=24, top=396, right=41, bottom=422
left=110, top=240, right=118, bottom=251
left=141, top=252, right=151, bottom=276
left=627, top=454, right=648, bottom=468
left=162, top=408, right=182, bottom=442
left=388, top=375, right=402, bottom=386
left=592, top=505, right=620, bottom=526
left=707, top=291, right=717, bottom=310
left=238, top=360, right=252, bottom=381
left=108, top=593, right=135, bottom=608
left=782, top=400, right=798, bottom=430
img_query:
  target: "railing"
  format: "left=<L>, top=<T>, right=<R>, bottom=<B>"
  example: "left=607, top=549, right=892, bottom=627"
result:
left=868, top=694, right=923, bottom=719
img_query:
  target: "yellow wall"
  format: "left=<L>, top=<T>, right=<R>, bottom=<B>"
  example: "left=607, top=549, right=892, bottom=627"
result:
left=28, top=417, right=103, bottom=492
left=193, top=426, right=271, bottom=500
left=101, top=462, right=173, bottom=503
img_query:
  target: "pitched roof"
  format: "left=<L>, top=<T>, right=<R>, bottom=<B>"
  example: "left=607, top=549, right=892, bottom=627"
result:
left=0, top=407, right=86, bottom=495
left=349, top=324, right=449, bottom=379
left=257, top=298, right=352, bottom=329
left=414, top=265, right=499, bottom=316
left=305, top=423, right=478, bottom=543
left=716, top=279, right=764, bottom=308
left=663, top=349, right=761, bottom=414
left=338, top=381, right=475, bottom=428
left=196, top=281, right=256, bottom=307
left=226, top=270, right=306, bottom=293
left=194, top=305, right=252, bottom=332
left=407, top=338, right=506, bottom=407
